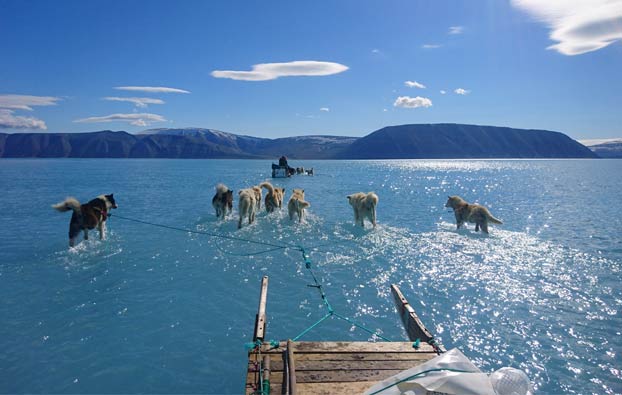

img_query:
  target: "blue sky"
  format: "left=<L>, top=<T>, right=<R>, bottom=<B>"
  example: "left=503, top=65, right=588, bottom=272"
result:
left=1, top=0, right=621, bottom=139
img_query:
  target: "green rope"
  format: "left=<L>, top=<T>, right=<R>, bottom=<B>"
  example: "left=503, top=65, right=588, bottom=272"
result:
left=367, top=367, right=475, bottom=395
left=109, top=213, right=296, bottom=250
left=294, top=247, right=391, bottom=342
left=214, top=243, right=286, bottom=257
left=292, top=312, right=333, bottom=341
left=111, top=213, right=398, bottom=344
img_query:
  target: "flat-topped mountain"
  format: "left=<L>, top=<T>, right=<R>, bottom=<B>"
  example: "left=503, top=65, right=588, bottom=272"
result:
left=339, top=124, right=597, bottom=159
left=0, top=124, right=598, bottom=159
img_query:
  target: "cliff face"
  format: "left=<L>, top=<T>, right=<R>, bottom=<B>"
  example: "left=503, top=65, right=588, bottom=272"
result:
left=0, top=124, right=598, bottom=159
left=338, top=124, right=597, bottom=159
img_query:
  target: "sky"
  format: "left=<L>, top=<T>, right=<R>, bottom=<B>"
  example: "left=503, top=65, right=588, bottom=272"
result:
left=1, top=0, right=621, bottom=139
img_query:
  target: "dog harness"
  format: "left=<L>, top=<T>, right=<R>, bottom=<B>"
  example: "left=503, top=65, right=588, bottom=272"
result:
left=94, top=206, right=108, bottom=220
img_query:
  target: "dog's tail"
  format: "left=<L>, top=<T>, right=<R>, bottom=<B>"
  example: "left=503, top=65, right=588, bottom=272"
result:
left=365, top=192, right=378, bottom=209
left=486, top=210, right=503, bottom=225
left=215, top=183, right=229, bottom=194
left=296, top=199, right=310, bottom=209
left=52, top=197, right=81, bottom=213
left=259, top=181, right=274, bottom=195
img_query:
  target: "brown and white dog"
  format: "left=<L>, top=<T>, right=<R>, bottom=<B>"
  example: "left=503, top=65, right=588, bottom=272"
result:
left=445, top=195, right=502, bottom=234
left=238, top=188, right=258, bottom=228
left=53, top=194, right=118, bottom=247
left=212, top=183, right=233, bottom=220
left=347, top=192, right=378, bottom=228
left=260, top=182, right=285, bottom=213
left=252, top=186, right=262, bottom=210
left=288, top=189, right=310, bottom=222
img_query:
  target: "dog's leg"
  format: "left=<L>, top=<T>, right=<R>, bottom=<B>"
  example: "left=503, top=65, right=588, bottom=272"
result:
left=371, top=209, right=376, bottom=228
left=238, top=215, right=243, bottom=229
left=99, top=222, right=106, bottom=240
left=482, top=221, right=489, bottom=234
left=475, top=223, right=480, bottom=232
left=84, top=229, right=89, bottom=240
left=69, top=237, right=76, bottom=247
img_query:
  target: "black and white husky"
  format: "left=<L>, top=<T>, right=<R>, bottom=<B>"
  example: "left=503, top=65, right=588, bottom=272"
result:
left=212, top=184, right=233, bottom=220
left=52, top=194, right=118, bottom=247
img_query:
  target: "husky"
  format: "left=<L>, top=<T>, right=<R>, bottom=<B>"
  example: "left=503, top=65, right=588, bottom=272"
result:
left=252, top=186, right=262, bottom=210
left=288, top=189, right=310, bottom=222
left=347, top=192, right=378, bottom=228
left=445, top=195, right=502, bottom=234
left=52, top=194, right=118, bottom=247
left=238, top=188, right=258, bottom=228
left=212, top=183, right=233, bottom=220
left=260, top=182, right=285, bottom=213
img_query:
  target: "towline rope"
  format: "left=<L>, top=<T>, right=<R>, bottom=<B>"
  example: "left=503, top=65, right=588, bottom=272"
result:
left=109, top=212, right=394, bottom=343
left=109, top=213, right=296, bottom=251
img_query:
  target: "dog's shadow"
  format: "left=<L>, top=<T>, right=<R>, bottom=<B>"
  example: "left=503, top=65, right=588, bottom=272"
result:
left=447, top=224, right=492, bottom=239
left=194, top=214, right=240, bottom=233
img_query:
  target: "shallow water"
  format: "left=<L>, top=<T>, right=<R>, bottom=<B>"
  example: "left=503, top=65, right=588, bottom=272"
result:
left=0, top=159, right=620, bottom=394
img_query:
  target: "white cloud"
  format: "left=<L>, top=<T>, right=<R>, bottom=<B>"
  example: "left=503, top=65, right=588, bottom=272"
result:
left=371, top=48, right=381, bottom=54
left=422, top=44, right=442, bottom=49
left=211, top=61, right=349, bottom=81
left=511, top=0, right=622, bottom=55
left=454, top=88, right=470, bottom=95
left=0, top=109, right=47, bottom=130
left=440, top=90, right=447, bottom=94
left=320, top=107, right=330, bottom=112
left=448, top=26, right=464, bottom=35
left=74, top=113, right=167, bottom=127
left=0, top=94, right=61, bottom=111
left=383, top=109, right=388, bottom=112
left=393, top=96, right=433, bottom=108
left=404, top=80, right=426, bottom=89
left=114, top=86, right=190, bottom=94
left=103, top=97, right=165, bottom=108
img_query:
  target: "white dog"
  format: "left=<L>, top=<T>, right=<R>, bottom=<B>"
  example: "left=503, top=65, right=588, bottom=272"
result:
left=288, top=189, right=310, bottom=222
left=347, top=192, right=378, bottom=228
left=238, top=188, right=257, bottom=228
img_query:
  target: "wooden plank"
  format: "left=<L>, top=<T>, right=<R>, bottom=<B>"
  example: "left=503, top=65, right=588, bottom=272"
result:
left=287, top=339, right=297, bottom=394
left=255, top=341, right=435, bottom=354
left=262, top=355, right=271, bottom=394
left=248, top=368, right=406, bottom=384
left=246, top=382, right=284, bottom=395
left=391, top=284, right=435, bottom=343
left=294, top=352, right=436, bottom=362
left=254, top=275, right=269, bottom=342
left=289, top=341, right=436, bottom=353
left=252, top=358, right=431, bottom=372
left=297, top=381, right=377, bottom=395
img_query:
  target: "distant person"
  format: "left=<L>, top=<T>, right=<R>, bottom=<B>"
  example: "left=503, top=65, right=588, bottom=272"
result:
left=279, top=156, right=288, bottom=167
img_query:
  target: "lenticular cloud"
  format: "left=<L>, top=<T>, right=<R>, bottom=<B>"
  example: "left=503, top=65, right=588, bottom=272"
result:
left=211, top=61, right=349, bottom=81
left=512, top=0, right=622, bottom=55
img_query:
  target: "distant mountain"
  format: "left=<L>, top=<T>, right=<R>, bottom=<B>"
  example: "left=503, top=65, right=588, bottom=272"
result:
left=580, top=139, right=622, bottom=158
left=0, top=124, right=597, bottom=159
left=138, top=128, right=356, bottom=159
left=339, top=124, right=597, bottom=159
